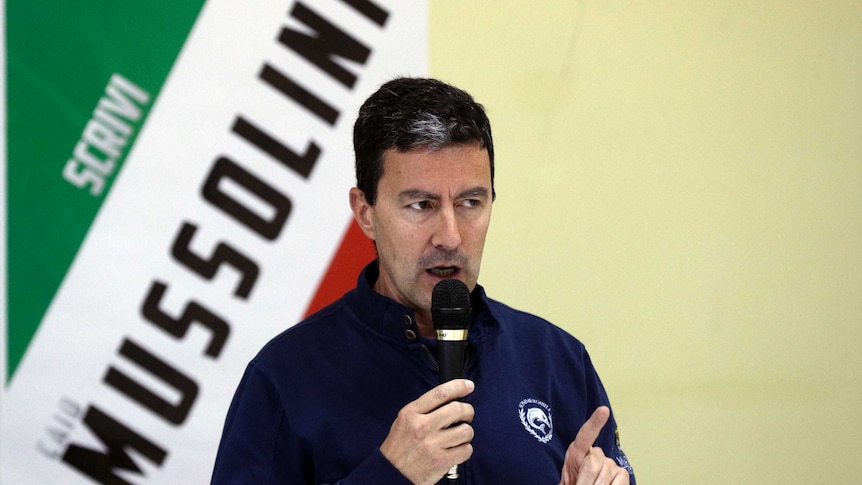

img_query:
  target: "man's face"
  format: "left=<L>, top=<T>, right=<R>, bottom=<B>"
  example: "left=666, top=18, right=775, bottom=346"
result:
left=350, top=143, right=493, bottom=321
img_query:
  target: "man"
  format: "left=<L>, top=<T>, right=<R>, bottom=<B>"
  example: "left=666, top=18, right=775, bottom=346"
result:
left=211, top=77, right=635, bottom=484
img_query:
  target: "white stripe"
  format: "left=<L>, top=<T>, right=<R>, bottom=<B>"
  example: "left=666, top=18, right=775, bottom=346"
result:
left=2, top=0, right=427, bottom=482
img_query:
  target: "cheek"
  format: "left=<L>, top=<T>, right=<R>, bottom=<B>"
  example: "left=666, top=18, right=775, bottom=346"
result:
left=466, top=219, right=491, bottom=249
left=374, top=218, right=420, bottom=255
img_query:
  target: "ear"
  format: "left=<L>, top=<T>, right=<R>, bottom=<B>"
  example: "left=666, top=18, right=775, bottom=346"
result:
left=349, top=187, right=375, bottom=240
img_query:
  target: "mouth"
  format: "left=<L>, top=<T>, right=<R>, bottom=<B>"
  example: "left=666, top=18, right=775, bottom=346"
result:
left=427, top=266, right=459, bottom=278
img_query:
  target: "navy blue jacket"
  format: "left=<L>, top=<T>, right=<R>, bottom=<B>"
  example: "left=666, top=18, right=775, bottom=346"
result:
left=211, top=263, right=635, bottom=484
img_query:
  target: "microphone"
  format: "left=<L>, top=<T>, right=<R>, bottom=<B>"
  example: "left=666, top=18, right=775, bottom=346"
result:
left=431, top=279, right=471, bottom=482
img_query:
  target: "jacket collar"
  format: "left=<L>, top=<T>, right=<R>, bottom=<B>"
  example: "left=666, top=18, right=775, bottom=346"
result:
left=344, top=261, right=501, bottom=346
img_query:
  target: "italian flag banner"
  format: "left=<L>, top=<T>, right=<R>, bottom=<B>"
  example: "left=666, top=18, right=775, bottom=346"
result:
left=2, top=1, right=425, bottom=483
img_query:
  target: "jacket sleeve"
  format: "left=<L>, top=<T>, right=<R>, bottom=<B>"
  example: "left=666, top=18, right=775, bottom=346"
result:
left=331, top=449, right=413, bottom=485
left=582, top=350, right=637, bottom=485
left=210, top=363, right=413, bottom=485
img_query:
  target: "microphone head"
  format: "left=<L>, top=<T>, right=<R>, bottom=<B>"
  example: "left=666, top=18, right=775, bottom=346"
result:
left=431, top=279, right=471, bottom=332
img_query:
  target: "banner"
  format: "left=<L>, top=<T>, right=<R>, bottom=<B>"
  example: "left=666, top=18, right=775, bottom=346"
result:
left=2, top=1, right=426, bottom=483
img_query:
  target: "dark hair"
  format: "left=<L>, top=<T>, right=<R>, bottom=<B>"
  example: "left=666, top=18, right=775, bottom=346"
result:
left=353, top=77, right=495, bottom=205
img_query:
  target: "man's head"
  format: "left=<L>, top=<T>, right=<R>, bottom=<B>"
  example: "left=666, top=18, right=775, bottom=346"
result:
left=349, top=78, right=495, bottom=332
left=353, top=77, right=495, bottom=206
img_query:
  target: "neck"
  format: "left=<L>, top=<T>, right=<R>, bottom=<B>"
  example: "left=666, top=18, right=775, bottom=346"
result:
left=414, top=311, right=436, bottom=339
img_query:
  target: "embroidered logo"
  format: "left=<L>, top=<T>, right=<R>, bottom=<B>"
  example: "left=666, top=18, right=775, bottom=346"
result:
left=518, top=398, right=553, bottom=443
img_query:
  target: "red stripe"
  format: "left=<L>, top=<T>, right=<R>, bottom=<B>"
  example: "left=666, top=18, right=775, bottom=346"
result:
left=303, top=220, right=376, bottom=317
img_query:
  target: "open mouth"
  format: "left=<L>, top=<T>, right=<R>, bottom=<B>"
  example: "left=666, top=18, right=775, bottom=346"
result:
left=427, top=266, right=458, bottom=277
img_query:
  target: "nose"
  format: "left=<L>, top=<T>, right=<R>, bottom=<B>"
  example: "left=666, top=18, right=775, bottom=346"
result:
left=431, top=205, right=462, bottom=250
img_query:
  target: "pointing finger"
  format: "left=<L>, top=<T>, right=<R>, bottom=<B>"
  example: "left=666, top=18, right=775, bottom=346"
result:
left=571, top=406, right=610, bottom=459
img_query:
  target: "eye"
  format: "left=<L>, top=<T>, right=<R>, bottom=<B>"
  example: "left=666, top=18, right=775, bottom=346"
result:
left=408, top=200, right=431, bottom=210
left=460, top=198, right=482, bottom=208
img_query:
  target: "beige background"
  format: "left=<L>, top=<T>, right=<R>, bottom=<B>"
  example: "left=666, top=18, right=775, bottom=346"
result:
left=430, top=1, right=861, bottom=483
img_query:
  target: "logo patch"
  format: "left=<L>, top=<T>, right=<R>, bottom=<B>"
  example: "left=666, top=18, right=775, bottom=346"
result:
left=518, top=398, right=553, bottom=443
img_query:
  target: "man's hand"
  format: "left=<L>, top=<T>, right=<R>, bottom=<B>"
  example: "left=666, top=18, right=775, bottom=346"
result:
left=559, top=406, right=630, bottom=485
left=380, top=379, right=476, bottom=485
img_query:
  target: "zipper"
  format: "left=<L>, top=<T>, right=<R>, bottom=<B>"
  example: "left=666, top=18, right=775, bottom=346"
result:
left=420, top=344, right=471, bottom=374
left=421, top=344, right=439, bottom=371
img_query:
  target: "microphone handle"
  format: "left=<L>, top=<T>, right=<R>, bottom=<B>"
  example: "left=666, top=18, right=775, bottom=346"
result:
left=437, top=339, right=467, bottom=483
left=437, top=339, right=467, bottom=383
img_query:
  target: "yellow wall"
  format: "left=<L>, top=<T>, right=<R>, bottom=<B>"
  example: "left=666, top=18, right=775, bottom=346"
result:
left=431, top=2, right=862, bottom=483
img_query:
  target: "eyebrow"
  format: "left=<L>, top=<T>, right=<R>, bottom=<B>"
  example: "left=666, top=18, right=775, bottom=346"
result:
left=458, top=187, right=490, bottom=199
left=398, top=186, right=490, bottom=202
left=398, top=189, right=439, bottom=202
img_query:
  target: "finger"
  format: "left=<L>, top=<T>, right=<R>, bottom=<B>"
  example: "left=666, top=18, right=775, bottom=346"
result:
left=439, top=421, right=475, bottom=450
left=412, top=379, right=475, bottom=414
left=429, top=400, right=475, bottom=434
left=574, top=447, right=605, bottom=485
left=611, top=467, right=631, bottom=485
left=592, top=457, right=614, bottom=485
left=441, top=439, right=474, bottom=473
left=571, top=406, right=610, bottom=458
left=579, top=454, right=617, bottom=484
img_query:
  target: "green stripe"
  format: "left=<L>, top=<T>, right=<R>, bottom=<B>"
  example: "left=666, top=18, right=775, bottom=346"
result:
left=5, top=1, right=207, bottom=381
